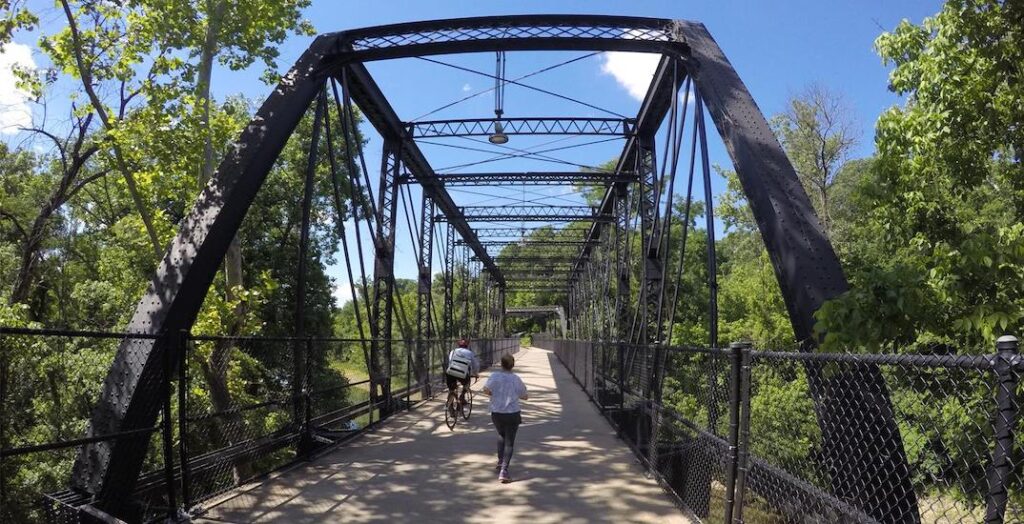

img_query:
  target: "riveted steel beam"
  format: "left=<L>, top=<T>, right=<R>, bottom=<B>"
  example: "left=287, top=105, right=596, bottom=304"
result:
left=415, top=171, right=637, bottom=186
left=331, top=15, right=687, bottom=63
left=438, top=205, right=608, bottom=223
left=407, top=117, right=634, bottom=138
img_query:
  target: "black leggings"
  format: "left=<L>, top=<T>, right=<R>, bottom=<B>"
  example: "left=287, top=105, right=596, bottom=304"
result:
left=491, top=411, right=522, bottom=467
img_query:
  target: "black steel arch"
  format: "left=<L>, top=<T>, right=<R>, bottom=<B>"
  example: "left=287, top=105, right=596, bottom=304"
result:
left=69, top=14, right=914, bottom=522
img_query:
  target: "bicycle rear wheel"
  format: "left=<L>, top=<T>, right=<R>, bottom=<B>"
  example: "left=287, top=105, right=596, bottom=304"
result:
left=461, top=387, right=474, bottom=420
left=445, top=394, right=458, bottom=430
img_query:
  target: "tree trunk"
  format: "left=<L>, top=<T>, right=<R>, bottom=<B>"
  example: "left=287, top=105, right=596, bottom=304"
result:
left=195, top=0, right=252, bottom=483
left=58, top=0, right=162, bottom=263
left=198, top=340, right=253, bottom=483
left=9, top=139, right=99, bottom=307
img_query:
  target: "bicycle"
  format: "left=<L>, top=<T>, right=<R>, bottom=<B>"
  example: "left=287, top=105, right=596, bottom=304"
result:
left=444, top=377, right=476, bottom=430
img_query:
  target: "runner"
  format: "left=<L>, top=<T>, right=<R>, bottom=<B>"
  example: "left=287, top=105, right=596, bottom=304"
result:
left=482, top=353, right=528, bottom=483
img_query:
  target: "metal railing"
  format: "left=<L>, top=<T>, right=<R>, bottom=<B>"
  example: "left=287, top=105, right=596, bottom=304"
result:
left=0, top=327, right=518, bottom=523
left=534, top=335, right=1023, bottom=524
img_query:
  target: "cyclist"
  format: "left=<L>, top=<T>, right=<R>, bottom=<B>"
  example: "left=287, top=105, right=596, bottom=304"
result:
left=445, top=338, right=480, bottom=409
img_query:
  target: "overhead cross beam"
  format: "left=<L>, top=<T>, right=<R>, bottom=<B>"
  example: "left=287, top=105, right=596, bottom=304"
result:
left=341, top=64, right=506, bottom=287
left=439, top=205, right=609, bottom=223
left=466, top=226, right=562, bottom=238
left=335, top=15, right=685, bottom=62
left=407, top=117, right=634, bottom=138
left=460, top=240, right=600, bottom=247
left=412, top=171, right=637, bottom=186
left=489, top=256, right=584, bottom=263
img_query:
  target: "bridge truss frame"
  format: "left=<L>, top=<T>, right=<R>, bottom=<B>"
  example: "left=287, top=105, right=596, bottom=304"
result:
left=66, top=14, right=917, bottom=522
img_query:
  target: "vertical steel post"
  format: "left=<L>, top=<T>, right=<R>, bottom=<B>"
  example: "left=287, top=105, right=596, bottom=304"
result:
left=294, top=89, right=324, bottom=435
left=635, top=132, right=663, bottom=464
left=370, top=139, right=403, bottom=418
left=734, top=344, right=753, bottom=523
left=0, top=326, right=7, bottom=517
left=613, top=184, right=630, bottom=421
left=724, top=341, right=751, bottom=523
left=176, top=330, right=191, bottom=514
left=614, top=185, right=630, bottom=343
left=416, top=196, right=434, bottom=393
left=461, top=246, right=470, bottom=337
left=303, top=337, right=313, bottom=451
left=986, top=335, right=1020, bottom=523
left=497, top=286, right=506, bottom=337
left=443, top=223, right=455, bottom=344
left=696, top=93, right=719, bottom=351
left=160, top=333, right=177, bottom=521
left=636, top=133, right=660, bottom=348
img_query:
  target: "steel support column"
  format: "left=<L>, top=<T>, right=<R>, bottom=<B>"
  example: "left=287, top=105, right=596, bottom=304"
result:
left=497, top=287, right=506, bottom=337
left=443, top=223, right=456, bottom=343
left=613, top=185, right=631, bottom=342
left=294, top=89, right=325, bottom=453
left=415, top=195, right=434, bottom=389
left=632, top=133, right=663, bottom=464
left=370, top=139, right=403, bottom=416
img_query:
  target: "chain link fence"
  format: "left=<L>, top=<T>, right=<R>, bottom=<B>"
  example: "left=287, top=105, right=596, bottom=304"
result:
left=0, top=327, right=518, bottom=523
left=535, top=335, right=1023, bottom=523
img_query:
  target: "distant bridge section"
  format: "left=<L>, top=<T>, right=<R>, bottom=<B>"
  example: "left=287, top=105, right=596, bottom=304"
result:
left=506, top=305, right=566, bottom=336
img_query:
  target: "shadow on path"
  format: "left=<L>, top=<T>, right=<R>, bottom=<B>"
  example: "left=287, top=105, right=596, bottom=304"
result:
left=196, top=347, right=693, bottom=523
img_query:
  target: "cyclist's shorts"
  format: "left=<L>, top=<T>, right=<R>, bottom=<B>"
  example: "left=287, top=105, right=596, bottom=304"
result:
left=445, top=373, right=470, bottom=391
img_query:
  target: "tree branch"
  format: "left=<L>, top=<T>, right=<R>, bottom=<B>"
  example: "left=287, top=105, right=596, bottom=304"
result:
left=0, top=209, right=28, bottom=240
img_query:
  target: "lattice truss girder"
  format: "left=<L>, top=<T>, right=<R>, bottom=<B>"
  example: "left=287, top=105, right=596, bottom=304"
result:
left=438, top=206, right=611, bottom=223
left=343, top=17, right=676, bottom=54
left=421, top=171, right=637, bottom=186
left=408, top=117, right=634, bottom=138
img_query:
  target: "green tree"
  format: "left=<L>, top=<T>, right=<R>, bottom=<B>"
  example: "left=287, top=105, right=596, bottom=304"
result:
left=771, top=85, right=859, bottom=240
left=816, top=0, right=1024, bottom=351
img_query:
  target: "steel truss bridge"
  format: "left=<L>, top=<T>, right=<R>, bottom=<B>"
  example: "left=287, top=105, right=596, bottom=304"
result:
left=2, top=14, right=1020, bottom=524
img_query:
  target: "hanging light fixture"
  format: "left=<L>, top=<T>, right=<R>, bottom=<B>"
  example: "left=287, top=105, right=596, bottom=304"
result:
left=489, top=51, right=509, bottom=145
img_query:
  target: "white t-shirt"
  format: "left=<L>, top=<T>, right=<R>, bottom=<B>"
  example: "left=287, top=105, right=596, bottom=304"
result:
left=484, top=370, right=527, bottom=414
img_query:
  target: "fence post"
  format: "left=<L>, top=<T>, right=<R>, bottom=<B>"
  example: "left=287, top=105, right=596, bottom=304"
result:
left=160, top=332, right=178, bottom=521
left=723, top=341, right=748, bottom=524
left=301, top=337, right=314, bottom=456
left=176, top=330, right=191, bottom=516
left=1, top=325, right=7, bottom=517
left=406, top=338, right=412, bottom=408
left=985, top=334, right=1019, bottom=523
left=618, top=341, right=625, bottom=414
left=733, top=343, right=753, bottom=523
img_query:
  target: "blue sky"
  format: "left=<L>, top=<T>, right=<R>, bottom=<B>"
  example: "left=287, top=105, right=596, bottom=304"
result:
left=2, top=1, right=944, bottom=306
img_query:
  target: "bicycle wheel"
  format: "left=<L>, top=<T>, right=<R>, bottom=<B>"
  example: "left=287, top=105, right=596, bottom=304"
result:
left=445, top=394, right=458, bottom=430
left=461, top=387, right=474, bottom=420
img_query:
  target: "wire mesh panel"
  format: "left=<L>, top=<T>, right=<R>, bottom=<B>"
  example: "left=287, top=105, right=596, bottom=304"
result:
left=740, top=353, right=1019, bottom=523
left=658, top=347, right=732, bottom=521
left=538, top=335, right=1024, bottom=524
left=182, top=336, right=301, bottom=504
left=307, top=339, right=362, bottom=434
left=0, top=330, right=170, bottom=523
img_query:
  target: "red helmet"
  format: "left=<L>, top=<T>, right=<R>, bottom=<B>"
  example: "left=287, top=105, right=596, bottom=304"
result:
left=458, top=338, right=469, bottom=347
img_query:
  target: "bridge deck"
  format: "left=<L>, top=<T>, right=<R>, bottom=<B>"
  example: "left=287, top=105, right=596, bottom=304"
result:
left=196, top=347, right=692, bottom=523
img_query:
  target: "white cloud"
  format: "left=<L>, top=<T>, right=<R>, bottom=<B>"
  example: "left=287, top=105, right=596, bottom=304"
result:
left=0, top=42, right=35, bottom=135
left=332, top=281, right=354, bottom=307
left=461, top=83, right=471, bottom=92
left=600, top=51, right=660, bottom=102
